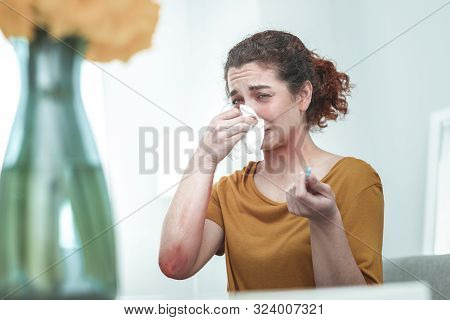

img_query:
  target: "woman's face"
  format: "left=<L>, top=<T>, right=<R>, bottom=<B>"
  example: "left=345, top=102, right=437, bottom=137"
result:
left=227, top=62, right=310, bottom=150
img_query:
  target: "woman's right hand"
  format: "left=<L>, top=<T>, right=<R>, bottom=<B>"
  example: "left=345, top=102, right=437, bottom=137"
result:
left=197, top=106, right=257, bottom=167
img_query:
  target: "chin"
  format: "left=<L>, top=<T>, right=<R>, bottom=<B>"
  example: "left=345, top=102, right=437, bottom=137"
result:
left=261, top=136, right=287, bottom=151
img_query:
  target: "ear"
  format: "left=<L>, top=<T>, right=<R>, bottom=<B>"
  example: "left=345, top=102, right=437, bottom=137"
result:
left=295, top=80, right=313, bottom=112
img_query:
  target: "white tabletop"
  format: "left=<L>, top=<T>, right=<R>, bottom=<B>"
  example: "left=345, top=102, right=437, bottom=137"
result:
left=118, top=281, right=431, bottom=300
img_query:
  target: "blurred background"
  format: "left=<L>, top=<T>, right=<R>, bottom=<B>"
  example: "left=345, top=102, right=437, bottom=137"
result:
left=1, top=0, right=449, bottom=298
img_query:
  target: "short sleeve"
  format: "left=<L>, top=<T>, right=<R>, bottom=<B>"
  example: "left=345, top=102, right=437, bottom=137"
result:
left=341, top=183, right=384, bottom=285
left=205, top=181, right=225, bottom=256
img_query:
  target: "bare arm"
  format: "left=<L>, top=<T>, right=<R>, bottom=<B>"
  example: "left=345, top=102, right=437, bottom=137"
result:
left=286, top=171, right=368, bottom=287
left=158, top=151, right=221, bottom=279
left=309, top=208, right=366, bottom=286
left=158, top=107, right=256, bottom=279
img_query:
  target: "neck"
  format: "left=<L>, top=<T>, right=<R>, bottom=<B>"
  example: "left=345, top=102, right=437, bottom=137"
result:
left=261, top=128, right=322, bottom=185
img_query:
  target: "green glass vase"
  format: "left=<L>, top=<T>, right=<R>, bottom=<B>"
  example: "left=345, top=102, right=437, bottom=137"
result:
left=0, top=29, right=117, bottom=299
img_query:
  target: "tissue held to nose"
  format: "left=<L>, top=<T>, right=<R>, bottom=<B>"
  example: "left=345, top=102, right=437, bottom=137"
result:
left=229, top=105, right=265, bottom=159
left=239, top=105, right=264, bottom=129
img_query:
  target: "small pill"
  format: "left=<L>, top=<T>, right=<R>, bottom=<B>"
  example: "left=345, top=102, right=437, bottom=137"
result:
left=305, top=167, right=311, bottom=179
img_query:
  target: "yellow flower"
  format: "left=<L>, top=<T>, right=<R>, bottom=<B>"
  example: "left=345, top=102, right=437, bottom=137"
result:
left=0, top=0, right=160, bottom=62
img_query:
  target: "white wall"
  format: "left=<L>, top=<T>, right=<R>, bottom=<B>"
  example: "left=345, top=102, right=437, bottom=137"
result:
left=255, top=0, right=450, bottom=258
left=1, top=0, right=449, bottom=298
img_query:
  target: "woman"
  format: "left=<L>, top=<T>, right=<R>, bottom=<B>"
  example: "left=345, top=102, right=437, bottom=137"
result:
left=159, top=30, right=384, bottom=292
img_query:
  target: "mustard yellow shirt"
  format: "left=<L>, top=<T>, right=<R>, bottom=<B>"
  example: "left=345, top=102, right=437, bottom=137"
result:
left=206, top=157, right=384, bottom=292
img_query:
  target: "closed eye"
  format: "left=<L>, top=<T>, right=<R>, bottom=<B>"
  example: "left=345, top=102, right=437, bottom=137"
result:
left=257, top=93, right=272, bottom=100
left=231, top=98, right=243, bottom=105
left=231, top=93, right=271, bottom=105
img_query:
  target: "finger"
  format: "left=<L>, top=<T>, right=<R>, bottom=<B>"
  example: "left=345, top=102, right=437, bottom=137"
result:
left=227, top=131, right=247, bottom=146
left=286, top=184, right=308, bottom=216
left=225, top=122, right=251, bottom=137
left=306, top=173, right=332, bottom=196
left=222, top=115, right=257, bottom=128
left=286, top=184, right=296, bottom=213
left=219, top=106, right=241, bottom=120
left=294, top=171, right=306, bottom=196
left=286, top=183, right=296, bottom=197
left=294, top=171, right=314, bottom=204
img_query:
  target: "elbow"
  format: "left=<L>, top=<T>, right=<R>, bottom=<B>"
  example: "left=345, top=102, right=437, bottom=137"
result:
left=158, top=245, right=192, bottom=280
left=159, top=259, right=189, bottom=280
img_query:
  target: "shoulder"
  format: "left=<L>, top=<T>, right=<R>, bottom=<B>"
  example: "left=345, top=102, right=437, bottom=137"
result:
left=334, top=156, right=383, bottom=192
left=330, top=157, right=384, bottom=213
left=342, top=157, right=381, bottom=182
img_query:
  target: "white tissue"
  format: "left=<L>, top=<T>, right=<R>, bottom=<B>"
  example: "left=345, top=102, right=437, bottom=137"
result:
left=229, top=105, right=265, bottom=159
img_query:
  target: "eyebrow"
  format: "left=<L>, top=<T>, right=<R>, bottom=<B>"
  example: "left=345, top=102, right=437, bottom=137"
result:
left=229, top=85, right=272, bottom=97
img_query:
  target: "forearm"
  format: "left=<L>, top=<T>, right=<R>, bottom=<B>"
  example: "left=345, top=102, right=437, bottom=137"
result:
left=159, top=149, right=216, bottom=275
left=309, top=208, right=366, bottom=287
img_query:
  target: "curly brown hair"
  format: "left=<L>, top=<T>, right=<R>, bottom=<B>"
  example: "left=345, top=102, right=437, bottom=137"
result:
left=224, top=30, right=352, bottom=130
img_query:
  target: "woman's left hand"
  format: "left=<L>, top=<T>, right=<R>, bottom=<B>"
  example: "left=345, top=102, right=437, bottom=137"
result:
left=286, top=171, right=339, bottom=222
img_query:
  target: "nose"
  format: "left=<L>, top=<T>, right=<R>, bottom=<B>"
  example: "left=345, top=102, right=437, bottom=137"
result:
left=238, top=103, right=260, bottom=118
left=239, top=104, right=264, bottom=129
